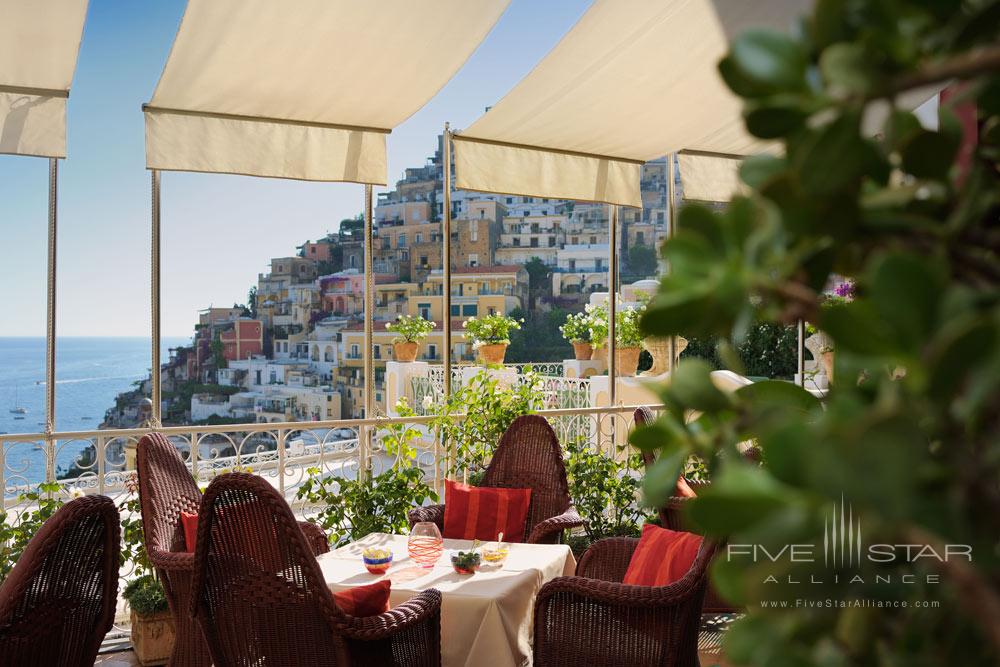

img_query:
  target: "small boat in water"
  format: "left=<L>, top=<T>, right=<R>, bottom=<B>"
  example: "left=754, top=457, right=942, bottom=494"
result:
left=9, top=385, right=28, bottom=414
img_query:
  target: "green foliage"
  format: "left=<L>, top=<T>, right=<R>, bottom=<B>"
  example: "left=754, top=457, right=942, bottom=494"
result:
left=123, top=575, right=168, bottom=617
left=506, top=308, right=574, bottom=362
left=119, top=474, right=152, bottom=578
left=463, top=313, right=523, bottom=347
left=296, top=400, right=437, bottom=547
left=564, top=437, right=650, bottom=543
left=0, top=482, right=64, bottom=581
left=615, top=305, right=645, bottom=348
left=429, top=369, right=542, bottom=480
left=123, top=575, right=169, bottom=617
left=627, top=243, right=658, bottom=278
left=641, top=1, right=1000, bottom=662
left=584, top=302, right=609, bottom=349
left=385, top=314, right=435, bottom=343
left=681, top=323, right=801, bottom=379
left=210, top=331, right=226, bottom=369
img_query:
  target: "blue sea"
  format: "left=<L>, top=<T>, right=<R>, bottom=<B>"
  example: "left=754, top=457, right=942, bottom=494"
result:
left=0, top=337, right=186, bottom=486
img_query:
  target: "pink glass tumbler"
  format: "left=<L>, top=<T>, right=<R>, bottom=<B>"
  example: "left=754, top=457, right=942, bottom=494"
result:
left=408, top=522, right=444, bottom=568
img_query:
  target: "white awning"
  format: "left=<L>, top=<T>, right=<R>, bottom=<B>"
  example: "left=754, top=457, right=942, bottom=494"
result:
left=453, top=0, right=809, bottom=207
left=0, top=0, right=89, bottom=159
left=145, top=0, right=509, bottom=184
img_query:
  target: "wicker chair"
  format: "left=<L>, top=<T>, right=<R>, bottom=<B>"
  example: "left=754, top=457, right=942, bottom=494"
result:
left=137, top=432, right=330, bottom=667
left=533, top=536, right=717, bottom=667
left=191, top=472, right=442, bottom=666
left=0, top=495, right=120, bottom=666
left=633, top=406, right=740, bottom=615
left=408, top=414, right=583, bottom=544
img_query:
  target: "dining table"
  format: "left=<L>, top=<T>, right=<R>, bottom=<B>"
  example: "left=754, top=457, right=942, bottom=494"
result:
left=317, top=532, right=577, bottom=667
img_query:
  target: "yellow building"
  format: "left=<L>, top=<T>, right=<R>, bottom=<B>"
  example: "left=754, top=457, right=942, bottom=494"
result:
left=408, top=265, right=528, bottom=321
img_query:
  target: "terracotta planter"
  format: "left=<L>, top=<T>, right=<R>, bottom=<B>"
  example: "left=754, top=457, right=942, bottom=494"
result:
left=393, top=341, right=419, bottom=362
left=571, top=341, right=593, bottom=361
left=591, top=346, right=607, bottom=363
left=478, top=343, right=508, bottom=365
left=614, top=347, right=642, bottom=376
left=130, top=609, right=175, bottom=666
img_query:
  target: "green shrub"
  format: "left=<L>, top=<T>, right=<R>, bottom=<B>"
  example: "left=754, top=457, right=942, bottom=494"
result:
left=123, top=574, right=168, bottom=617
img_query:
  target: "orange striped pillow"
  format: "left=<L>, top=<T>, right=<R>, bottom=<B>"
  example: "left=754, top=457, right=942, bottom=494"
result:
left=442, top=480, right=532, bottom=543
left=622, top=524, right=703, bottom=587
left=334, top=580, right=391, bottom=617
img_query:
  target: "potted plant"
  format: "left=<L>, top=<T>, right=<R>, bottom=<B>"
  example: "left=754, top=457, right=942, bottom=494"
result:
left=123, top=574, right=173, bottom=666
left=585, top=303, right=609, bottom=362
left=613, top=306, right=644, bottom=376
left=560, top=311, right=592, bottom=360
left=386, top=314, right=435, bottom=362
left=463, top=314, right=522, bottom=365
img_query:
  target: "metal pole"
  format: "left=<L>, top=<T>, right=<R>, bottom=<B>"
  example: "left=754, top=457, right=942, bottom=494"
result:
left=362, top=183, right=375, bottom=469
left=44, top=158, right=58, bottom=483
left=150, top=170, right=162, bottom=426
left=666, top=154, right=677, bottom=370
left=607, top=204, right=618, bottom=407
left=797, top=319, right=806, bottom=387
left=442, top=125, right=453, bottom=401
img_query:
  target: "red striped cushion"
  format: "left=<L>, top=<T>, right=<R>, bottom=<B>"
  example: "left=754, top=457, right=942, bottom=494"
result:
left=622, top=524, right=703, bottom=587
left=334, top=580, right=391, bottom=617
left=180, top=511, right=199, bottom=552
left=442, top=480, right=532, bottom=543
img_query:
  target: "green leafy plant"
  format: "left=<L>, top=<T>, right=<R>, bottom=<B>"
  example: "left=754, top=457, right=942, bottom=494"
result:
left=615, top=305, right=645, bottom=348
left=564, top=436, right=651, bottom=549
left=123, top=574, right=169, bottom=617
left=118, top=473, right=152, bottom=578
left=0, top=482, right=64, bottom=582
left=385, top=314, right=435, bottom=343
left=296, top=399, right=437, bottom=547
left=559, top=310, right=591, bottom=343
left=463, top=313, right=523, bottom=347
left=429, top=369, right=542, bottom=482
left=638, top=1, right=1000, bottom=663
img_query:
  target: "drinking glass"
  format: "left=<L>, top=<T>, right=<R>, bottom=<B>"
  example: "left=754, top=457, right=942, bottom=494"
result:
left=408, top=522, right=444, bottom=568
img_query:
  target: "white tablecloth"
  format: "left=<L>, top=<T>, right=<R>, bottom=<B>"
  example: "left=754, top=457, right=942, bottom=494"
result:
left=317, top=533, right=577, bottom=667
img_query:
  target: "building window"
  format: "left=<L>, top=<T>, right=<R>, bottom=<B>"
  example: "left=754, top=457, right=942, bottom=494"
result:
left=427, top=344, right=437, bottom=359
left=450, top=305, right=460, bottom=316
left=590, top=236, right=597, bottom=244
left=462, top=304, right=478, bottom=316
left=418, top=303, right=431, bottom=319
left=548, top=237, right=556, bottom=247
left=398, top=234, right=406, bottom=248
left=470, top=220, right=478, bottom=242
left=468, top=253, right=478, bottom=267
left=419, top=255, right=428, bottom=266
left=374, top=345, right=381, bottom=359
left=351, top=344, right=359, bottom=357
left=415, top=233, right=422, bottom=243
left=530, top=238, right=539, bottom=248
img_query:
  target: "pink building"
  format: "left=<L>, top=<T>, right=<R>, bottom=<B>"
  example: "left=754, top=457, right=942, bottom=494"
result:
left=220, top=319, right=264, bottom=361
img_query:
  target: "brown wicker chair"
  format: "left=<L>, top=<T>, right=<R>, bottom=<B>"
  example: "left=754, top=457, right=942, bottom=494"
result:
left=191, top=472, right=442, bottom=666
left=137, top=432, right=330, bottom=666
left=633, top=406, right=739, bottom=615
left=533, top=536, right=717, bottom=667
left=408, top=414, right=583, bottom=544
left=0, top=495, right=120, bottom=666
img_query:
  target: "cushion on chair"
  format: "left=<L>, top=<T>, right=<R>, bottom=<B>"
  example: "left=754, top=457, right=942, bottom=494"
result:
left=622, top=524, right=703, bottom=586
left=333, top=580, right=391, bottom=617
left=442, top=480, right=532, bottom=542
left=181, top=511, right=199, bottom=552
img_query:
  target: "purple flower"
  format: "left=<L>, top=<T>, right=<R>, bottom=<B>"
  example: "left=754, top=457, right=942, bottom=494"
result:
left=834, top=281, right=855, bottom=298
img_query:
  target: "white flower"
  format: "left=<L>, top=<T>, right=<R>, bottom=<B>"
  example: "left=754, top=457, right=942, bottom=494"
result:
left=69, top=488, right=85, bottom=499
left=422, top=395, right=434, bottom=409
left=462, top=320, right=469, bottom=328
left=384, top=322, right=391, bottom=329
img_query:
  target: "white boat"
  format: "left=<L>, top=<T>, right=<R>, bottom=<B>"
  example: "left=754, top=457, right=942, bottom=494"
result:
left=9, top=385, right=28, bottom=414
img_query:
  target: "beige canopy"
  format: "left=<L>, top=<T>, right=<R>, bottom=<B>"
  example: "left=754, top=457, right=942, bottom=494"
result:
left=453, top=0, right=810, bottom=207
left=144, top=0, right=509, bottom=184
left=0, top=0, right=89, bottom=158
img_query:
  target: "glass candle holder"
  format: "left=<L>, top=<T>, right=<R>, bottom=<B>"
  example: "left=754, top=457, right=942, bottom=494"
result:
left=408, top=521, right=444, bottom=568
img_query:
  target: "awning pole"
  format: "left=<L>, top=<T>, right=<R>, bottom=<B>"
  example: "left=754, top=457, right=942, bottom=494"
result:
left=150, top=170, right=162, bottom=426
left=666, top=154, right=677, bottom=371
left=362, top=182, right=375, bottom=471
left=44, top=158, right=58, bottom=481
left=607, top=204, right=618, bottom=408
left=442, top=125, right=453, bottom=402
left=797, top=319, right=806, bottom=387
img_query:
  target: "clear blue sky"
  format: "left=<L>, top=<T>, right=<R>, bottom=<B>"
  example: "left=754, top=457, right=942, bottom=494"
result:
left=0, top=0, right=592, bottom=338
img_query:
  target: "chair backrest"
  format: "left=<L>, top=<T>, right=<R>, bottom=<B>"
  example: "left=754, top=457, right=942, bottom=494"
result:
left=137, top=432, right=201, bottom=557
left=0, top=495, right=120, bottom=667
left=482, top=415, right=571, bottom=539
left=632, top=406, right=657, bottom=467
left=190, top=472, right=349, bottom=666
